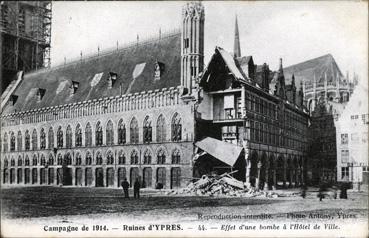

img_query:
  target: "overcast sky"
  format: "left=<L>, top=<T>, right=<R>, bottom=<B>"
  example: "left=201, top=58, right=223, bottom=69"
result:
left=50, top=1, right=368, bottom=84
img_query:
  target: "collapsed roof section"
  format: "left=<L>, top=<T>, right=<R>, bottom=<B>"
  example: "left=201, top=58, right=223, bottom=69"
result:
left=195, top=137, right=244, bottom=167
left=200, top=47, right=250, bottom=92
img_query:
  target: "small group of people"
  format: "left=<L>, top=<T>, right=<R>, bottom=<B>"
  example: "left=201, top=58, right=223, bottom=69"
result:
left=121, top=177, right=141, bottom=199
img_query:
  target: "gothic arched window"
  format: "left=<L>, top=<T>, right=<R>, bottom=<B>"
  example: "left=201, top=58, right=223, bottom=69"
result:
left=95, top=122, right=103, bottom=146
left=143, top=116, right=152, bottom=143
left=57, top=127, right=63, bottom=148
left=32, top=129, right=37, bottom=150
left=85, top=123, right=92, bottom=147
left=40, top=155, right=46, bottom=166
left=65, top=153, right=72, bottom=165
left=172, top=149, right=181, bottom=164
left=32, top=155, right=38, bottom=166
left=107, top=151, right=114, bottom=164
left=96, top=152, right=103, bottom=165
left=157, top=149, right=166, bottom=164
left=48, top=154, right=54, bottom=166
left=17, top=131, right=22, bottom=151
left=106, top=120, right=114, bottom=146
left=57, top=154, right=63, bottom=165
left=118, top=119, right=126, bottom=145
left=10, top=132, right=15, bottom=151
left=48, top=127, right=54, bottom=149
left=25, top=130, right=30, bottom=150
left=66, top=125, right=72, bottom=148
left=75, top=124, right=82, bottom=147
left=156, top=114, right=166, bottom=142
left=75, top=153, right=82, bottom=165
left=118, top=151, right=125, bottom=164
left=86, top=152, right=92, bottom=165
left=130, top=150, right=139, bottom=164
left=11, top=158, right=15, bottom=166
left=18, top=156, right=23, bottom=166
left=25, top=156, right=30, bottom=166
left=40, top=128, right=46, bottom=149
left=171, top=113, right=182, bottom=141
left=3, top=133, right=8, bottom=152
left=143, top=149, right=152, bottom=164
left=130, top=117, right=139, bottom=144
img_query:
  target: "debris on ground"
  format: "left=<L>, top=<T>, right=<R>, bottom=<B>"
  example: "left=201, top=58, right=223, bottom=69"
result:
left=165, top=172, right=300, bottom=198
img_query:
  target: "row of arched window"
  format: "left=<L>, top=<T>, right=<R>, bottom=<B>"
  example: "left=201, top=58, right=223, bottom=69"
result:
left=3, top=148, right=182, bottom=167
left=2, top=113, right=182, bottom=152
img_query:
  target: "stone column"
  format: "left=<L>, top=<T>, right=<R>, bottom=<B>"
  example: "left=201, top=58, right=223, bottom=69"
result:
left=82, top=167, right=86, bottom=187
left=37, top=167, right=41, bottom=185
left=114, top=167, right=118, bottom=188
left=294, top=168, right=298, bottom=187
left=273, top=169, right=277, bottom=190
left=128, top=167, right=133, bottom=187
left=92, top=167, right=96, bottom=187
left=166, top=167, right=171, bottom=190
left=256, top=162, right=261, bottom=190
left=283, top=160, right=287, bottom=188
left=152, top=166, right=157, bottom=189
left=245, top=160, right=252, bottom=187
left=103, top=167, right=107, bottom=187
left=44, top=168, right=48, bottom=186
left=71, top=167, right=75, bottom=186
left=264, top=165, right=269, bottom=190
left=54, top=167, right=58, bottom=186
left=288, top=169, right=293, bottom=188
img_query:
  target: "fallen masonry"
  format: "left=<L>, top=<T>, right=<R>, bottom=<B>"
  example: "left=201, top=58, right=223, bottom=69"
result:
left=165, top=172, right=301, bottom=198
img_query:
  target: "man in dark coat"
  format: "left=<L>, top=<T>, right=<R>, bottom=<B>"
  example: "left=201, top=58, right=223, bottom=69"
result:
left=121, top=178, right=129, bottom=198
left=134, top=177, right=141, bottom=199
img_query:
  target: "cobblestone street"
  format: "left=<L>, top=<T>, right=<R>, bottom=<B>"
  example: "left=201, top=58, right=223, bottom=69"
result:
left=1, top=186, right=368, bottom=237
left=1, top=186, right=367, bottom=220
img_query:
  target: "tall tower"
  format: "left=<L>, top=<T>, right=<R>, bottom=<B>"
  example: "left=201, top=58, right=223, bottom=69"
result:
left=1, top=1, right=52, bottom=93
left=233, top=15, right=241, bottom=58
left=181, top=2, right=205, bottom=94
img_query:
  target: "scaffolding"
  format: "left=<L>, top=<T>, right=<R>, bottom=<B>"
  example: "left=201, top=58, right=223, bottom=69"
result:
left=1, top=1, right=51, bottom=92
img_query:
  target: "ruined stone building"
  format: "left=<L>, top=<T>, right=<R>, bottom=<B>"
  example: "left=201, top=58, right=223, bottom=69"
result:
left=196, top=45, right=309, bottom=189
left=1, top=2, right=310, bottom=190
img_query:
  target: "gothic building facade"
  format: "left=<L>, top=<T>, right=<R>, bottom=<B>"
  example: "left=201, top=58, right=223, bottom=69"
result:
left=1, top=2, right=310, bottom=190
left=283, top=54, right=356, bottom=114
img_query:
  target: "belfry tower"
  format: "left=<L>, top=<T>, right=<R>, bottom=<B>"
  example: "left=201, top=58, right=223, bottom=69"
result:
left=181, top=2, right=205, bottom=94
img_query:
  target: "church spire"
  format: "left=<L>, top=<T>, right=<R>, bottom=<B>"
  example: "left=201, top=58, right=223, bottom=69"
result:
left=233, top=14, right=241, bottom=58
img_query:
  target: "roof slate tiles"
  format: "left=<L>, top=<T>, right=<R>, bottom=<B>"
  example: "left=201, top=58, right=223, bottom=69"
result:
left=6, top=32, right=181, bottom=113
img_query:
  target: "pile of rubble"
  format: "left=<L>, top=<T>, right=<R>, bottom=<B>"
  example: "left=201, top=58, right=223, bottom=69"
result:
left=166, top=172, right=297, bottom=198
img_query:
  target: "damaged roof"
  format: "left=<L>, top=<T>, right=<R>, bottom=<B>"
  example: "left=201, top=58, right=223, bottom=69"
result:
left=4, top=32, right=181, bottom=113
left=216, top=47, right=247, bottom=82
left=195, top=137, right=244, bottom=167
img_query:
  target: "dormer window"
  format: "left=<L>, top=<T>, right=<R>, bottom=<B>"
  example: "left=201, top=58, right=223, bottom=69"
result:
left=70, top=81, right=79, bottom=94
left=10, top=95, right=18, bottom=106
left=108, top=72, right=117, bottom=89
left=36, top=88, right=46, bottom=102
left=154, top=61, right=165, bottom=81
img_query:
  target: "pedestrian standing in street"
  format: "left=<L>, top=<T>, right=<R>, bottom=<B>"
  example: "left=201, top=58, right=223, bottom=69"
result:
left=121, top=178, right=130, bottom=198
left=134, top=177, right=141, bottom=199
left=318, top=183, right=326, bottom=201
left=340, top=183, right=348, bottom=199
left=301, top=184, right=307, bottom=199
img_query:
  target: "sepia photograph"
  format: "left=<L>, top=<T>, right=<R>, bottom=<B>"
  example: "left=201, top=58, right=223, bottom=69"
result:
left=0, top=1, right=368, bottom=237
